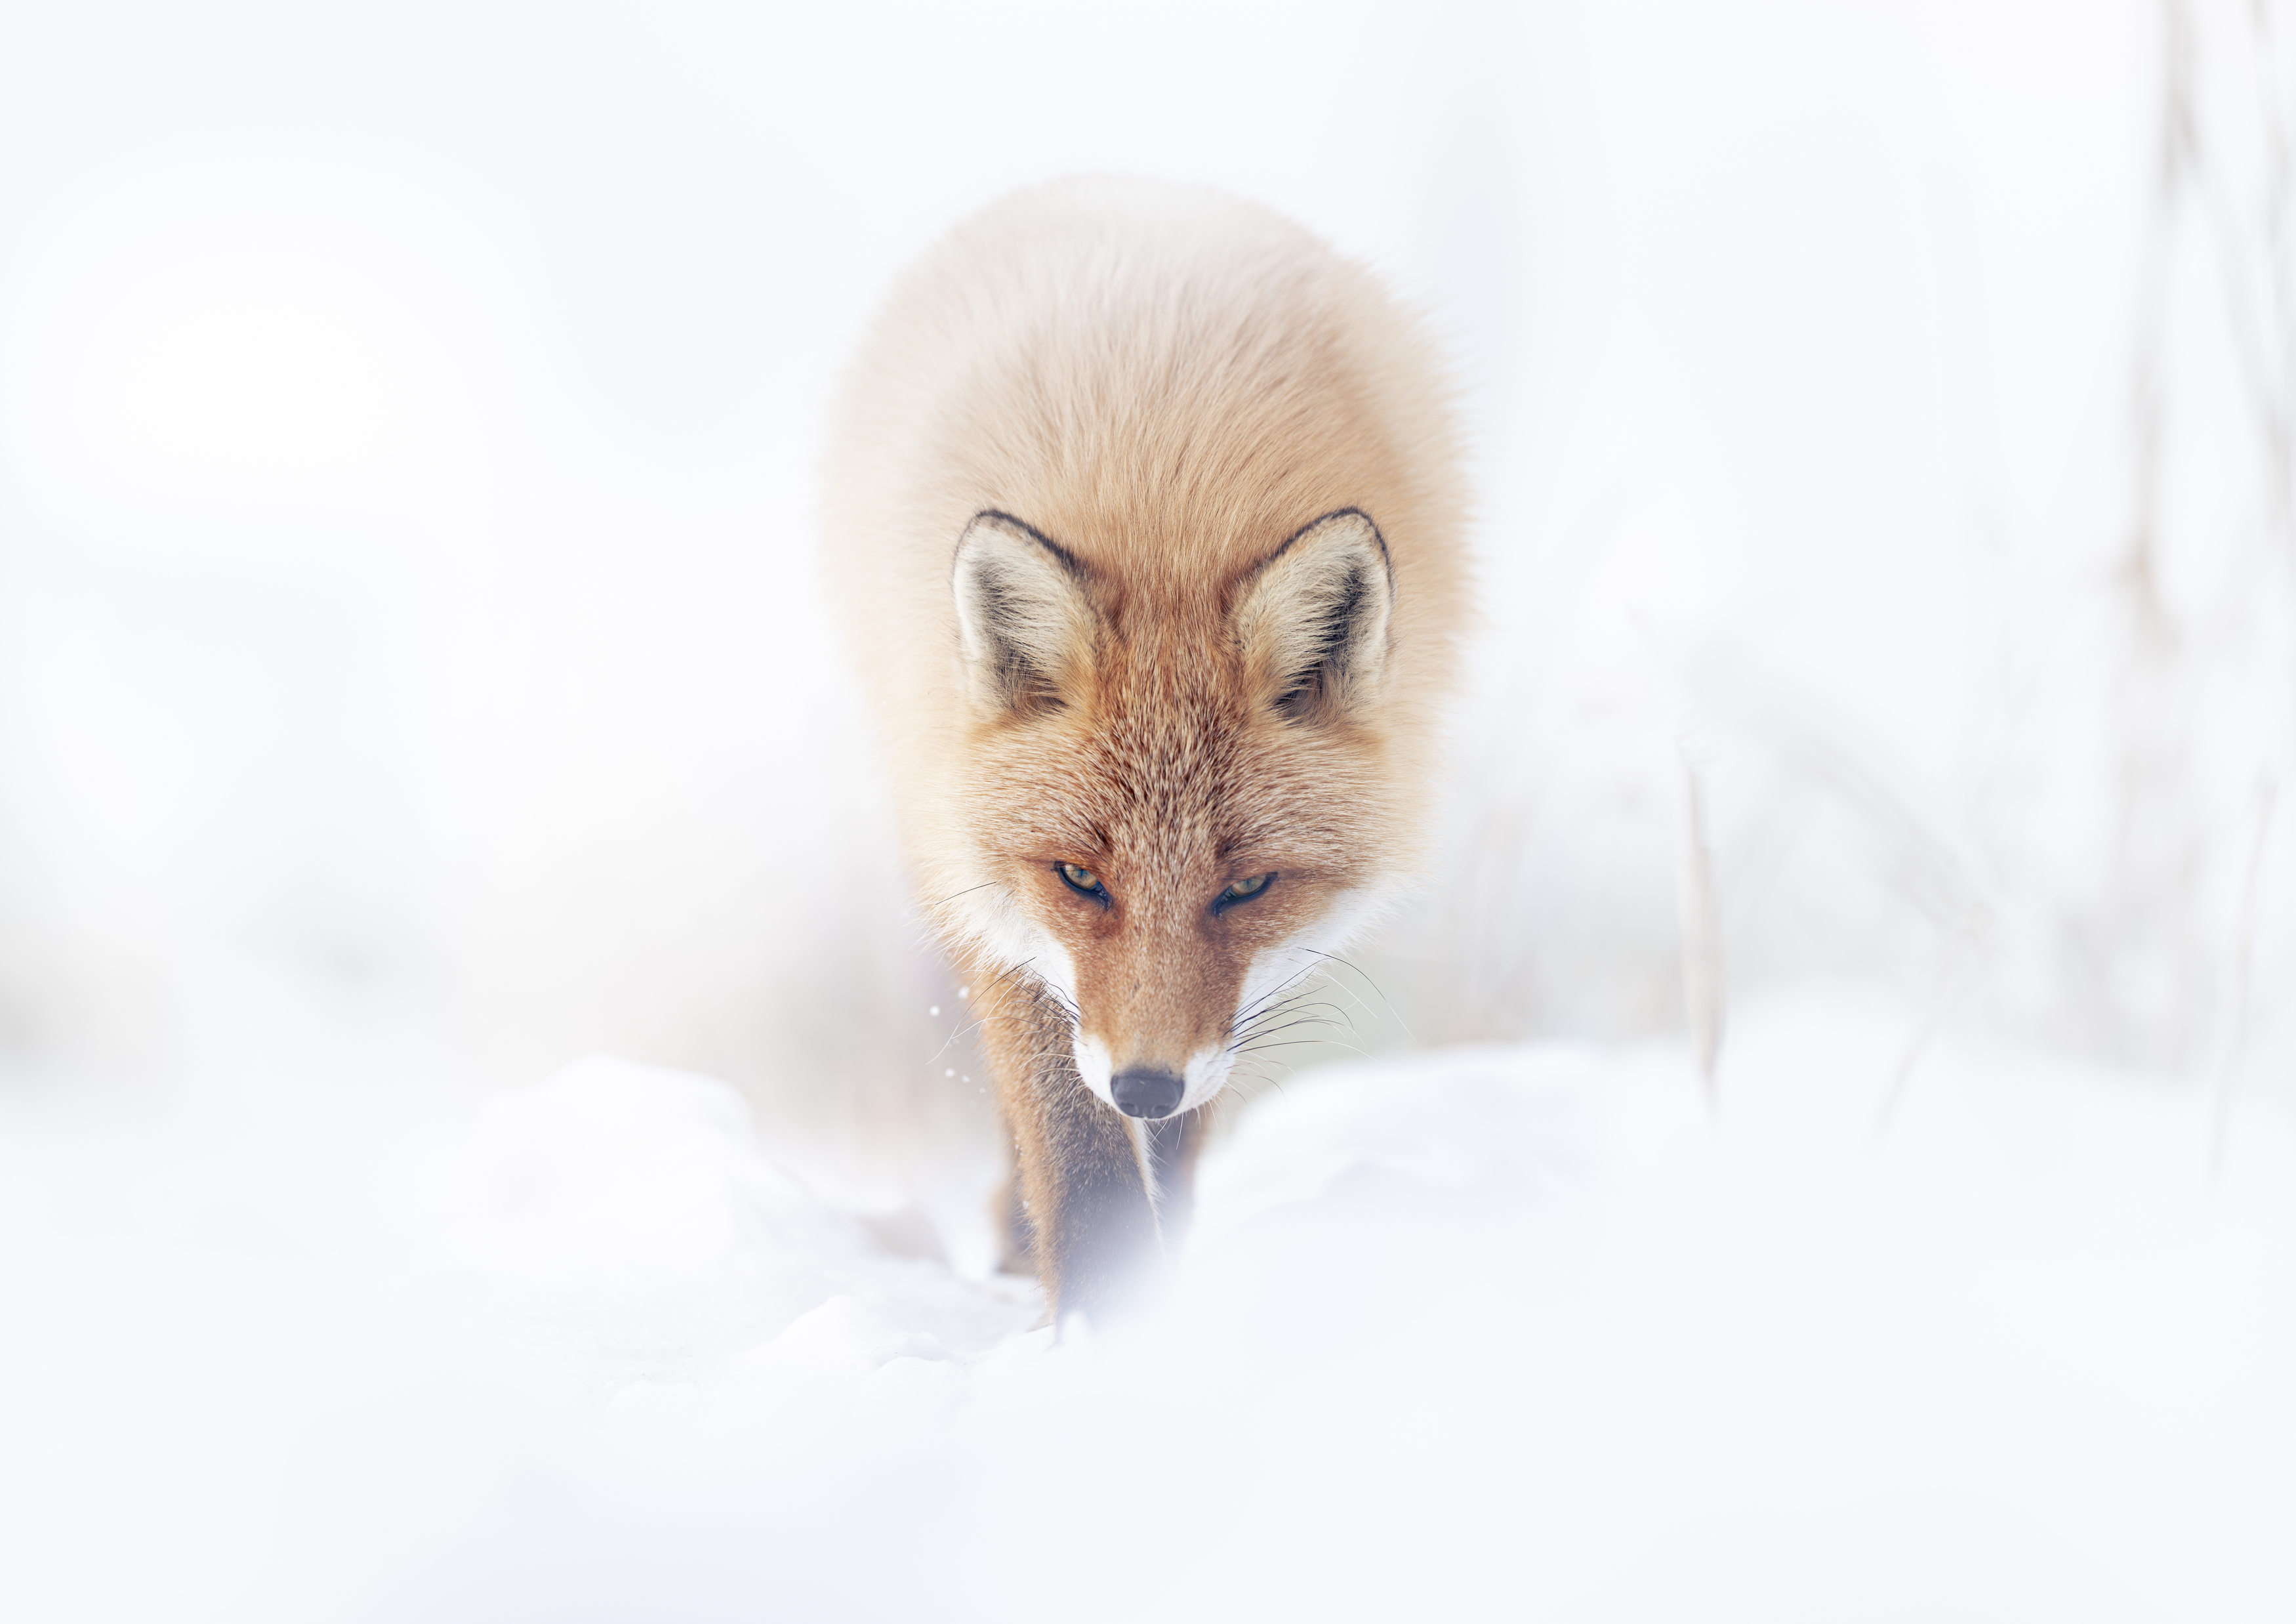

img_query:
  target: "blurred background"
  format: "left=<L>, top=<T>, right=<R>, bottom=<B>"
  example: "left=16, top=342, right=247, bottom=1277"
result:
left=1, top=0, right=2289, bottom=1192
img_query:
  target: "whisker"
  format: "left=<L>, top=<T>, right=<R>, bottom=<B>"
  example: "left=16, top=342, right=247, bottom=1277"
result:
left=1229, top=999, right=1350, bottom=1041
left=1232, top=1035, right=1372, bottom=1059
left=928, top=881, right=1004, bottom=909
left=1228, top=962, right=1326, bottom=1024
left=1295, top=949, right=1410, bottom=1038
left=1223, top=1014, right=1347, bottom=1053
left=929, top=957, right=1043, bottom=1064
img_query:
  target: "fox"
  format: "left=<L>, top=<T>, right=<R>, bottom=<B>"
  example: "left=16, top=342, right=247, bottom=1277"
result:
left=823, top=177, right=1464, bottom=1322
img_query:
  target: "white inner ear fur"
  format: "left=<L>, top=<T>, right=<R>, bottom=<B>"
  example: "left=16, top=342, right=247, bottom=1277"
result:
left=1231, top=509, right=1394, bottom=713
left=951, top=512, right=1097, bottom=712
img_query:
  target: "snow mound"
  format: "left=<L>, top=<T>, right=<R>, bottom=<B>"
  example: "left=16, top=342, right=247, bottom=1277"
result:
left=1, top=995, right=2289, bottom=1622
left=452, top=1055, right=865, bottom=1285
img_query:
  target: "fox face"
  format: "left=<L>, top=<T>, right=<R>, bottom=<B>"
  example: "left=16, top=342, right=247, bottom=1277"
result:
left=939, top=508, right=1403, bottom=1121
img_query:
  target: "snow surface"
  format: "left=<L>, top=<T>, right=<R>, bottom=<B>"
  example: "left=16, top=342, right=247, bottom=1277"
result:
left=4, top=987, right=2288, bottom=1623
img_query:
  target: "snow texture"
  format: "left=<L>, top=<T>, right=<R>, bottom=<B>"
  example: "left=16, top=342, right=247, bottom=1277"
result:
left=4, top=989, right=2287, bottom=1623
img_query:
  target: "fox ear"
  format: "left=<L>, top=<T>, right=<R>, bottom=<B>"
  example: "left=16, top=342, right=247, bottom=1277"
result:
left=951, top=511, right=1098, bottom=715
left=1233, top=509, right=1394, bottom=722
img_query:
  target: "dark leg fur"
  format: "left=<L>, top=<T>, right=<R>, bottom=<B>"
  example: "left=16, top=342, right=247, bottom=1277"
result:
left=975, top=969, right=1162, bottom=1323
left=991, top=1175, right=1036, bottom=1276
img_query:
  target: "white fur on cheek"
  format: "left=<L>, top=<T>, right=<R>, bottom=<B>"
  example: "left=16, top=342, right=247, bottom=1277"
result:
left=945, top=888, right=1100, bottom=1102
left=951, top=886, right=1033, bottom=972
left=1178, top=1045, right=1231, bottom=1114
left=1225, top=886, right=1395, bottom=1091
left=1073, top=1033, right=1114, bottom=1106
left=949, top=886, right=1079, bottom=1002
left=1029, top=937, right=1080, bottom=1016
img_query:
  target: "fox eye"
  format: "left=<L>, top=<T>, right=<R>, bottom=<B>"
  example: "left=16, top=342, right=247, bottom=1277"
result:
left=1057, top=862, right=1108, bottom=900
left=1217, top=872, right=1274, bottom=909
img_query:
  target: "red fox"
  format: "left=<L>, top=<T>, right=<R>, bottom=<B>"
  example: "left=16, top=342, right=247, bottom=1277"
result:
left=824, top=178, right=1464, bottom=1321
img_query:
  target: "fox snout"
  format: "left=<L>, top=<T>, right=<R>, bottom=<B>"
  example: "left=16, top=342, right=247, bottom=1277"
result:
left=1109, top=1066, right=1185, bottom=1119
left=1071, top=1020, right=1231, bottom=1121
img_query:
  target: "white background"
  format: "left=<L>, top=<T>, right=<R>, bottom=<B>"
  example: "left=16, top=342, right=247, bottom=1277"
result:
left=0, top=5, right=2291, bottom=1618
left=6, top=1, right=2288, bottom=1122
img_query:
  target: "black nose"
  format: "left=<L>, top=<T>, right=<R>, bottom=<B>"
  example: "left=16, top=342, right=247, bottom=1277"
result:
left=1111, top=1068, right=1185, bottom=1119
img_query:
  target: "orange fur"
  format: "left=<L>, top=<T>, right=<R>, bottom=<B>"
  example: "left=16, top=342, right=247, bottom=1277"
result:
left=823, top=178, right=1465, bottom=1319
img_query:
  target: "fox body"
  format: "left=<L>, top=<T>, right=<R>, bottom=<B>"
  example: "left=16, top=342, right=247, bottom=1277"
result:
left=824, top=178, right=1464, bottom=1318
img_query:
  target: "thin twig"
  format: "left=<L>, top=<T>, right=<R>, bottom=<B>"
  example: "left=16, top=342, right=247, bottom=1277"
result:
left=1676, top=746, right=1726, bottom=1115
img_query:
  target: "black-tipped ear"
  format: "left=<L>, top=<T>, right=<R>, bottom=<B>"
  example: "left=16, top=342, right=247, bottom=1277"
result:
left=951, top=511, right=1097, bottom=715
left=1232, top=509, right=1394, bottom=722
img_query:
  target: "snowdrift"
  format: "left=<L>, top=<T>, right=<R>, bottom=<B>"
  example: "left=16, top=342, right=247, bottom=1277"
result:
left=3, top=989, right=2287, bottom=1623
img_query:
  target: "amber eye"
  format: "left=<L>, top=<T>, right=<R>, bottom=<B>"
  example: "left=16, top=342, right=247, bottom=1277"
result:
left=1218, top=872, right=1274, bottom=907
left=1058, top=862, right=1107, bottom=900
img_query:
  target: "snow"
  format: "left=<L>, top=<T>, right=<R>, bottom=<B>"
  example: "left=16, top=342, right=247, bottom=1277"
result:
left=5, top=989, right=2287, bottom=1623
left=2, top=3, right=2295, bottom=1618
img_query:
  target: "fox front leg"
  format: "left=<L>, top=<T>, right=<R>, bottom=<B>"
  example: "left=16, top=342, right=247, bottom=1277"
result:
left=1143, top=1110, right=1210, bottom=1252
left=994, top=1104, right=1206, bottom=1283
left=978, top=975, right=1162, bottom=1325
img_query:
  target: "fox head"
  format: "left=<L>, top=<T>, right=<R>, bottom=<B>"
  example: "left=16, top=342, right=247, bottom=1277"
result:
left=939, top=507, right=1405, bottom=1121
